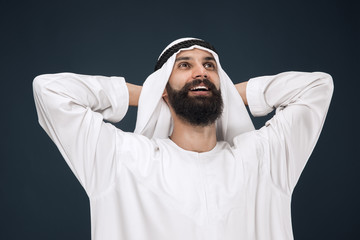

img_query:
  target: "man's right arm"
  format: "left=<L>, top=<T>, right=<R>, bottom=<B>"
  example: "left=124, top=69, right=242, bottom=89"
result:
left=126, top=82, right=142, bottom=106
left=33, top=73, right=129, bottom=197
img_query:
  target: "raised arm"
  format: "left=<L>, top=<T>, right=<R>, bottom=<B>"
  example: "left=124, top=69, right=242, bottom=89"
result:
left=33, top=73, right=129, bottom=196
left=235, top=81, right=248, bottom=106
left=126, top=82, right=142, bottom=106
left=239, top=72, right=333, bottom=193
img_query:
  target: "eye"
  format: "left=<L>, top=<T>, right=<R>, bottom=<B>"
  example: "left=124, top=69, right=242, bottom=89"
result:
left=204, top=62, right=216, bottom=70
left=178, top=62, right=190, bottom=68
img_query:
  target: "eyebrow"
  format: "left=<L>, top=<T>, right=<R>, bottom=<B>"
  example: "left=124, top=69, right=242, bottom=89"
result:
left=175, top=57, right=191, bottom=62
left=175, top=56, right=216, bottom=62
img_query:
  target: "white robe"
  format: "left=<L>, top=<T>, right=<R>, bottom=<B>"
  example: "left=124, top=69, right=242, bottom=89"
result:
left=33, top=71, right=333, bottom=240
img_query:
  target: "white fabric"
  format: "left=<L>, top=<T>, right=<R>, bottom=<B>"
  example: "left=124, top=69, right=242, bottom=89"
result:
left=33, top=71, right=333, bottom=240
left=134, top=38, right=254, bottom=145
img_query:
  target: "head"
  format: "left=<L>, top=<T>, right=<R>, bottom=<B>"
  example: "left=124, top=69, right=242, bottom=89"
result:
left=162, top=48, right=224, bottom=126
left=135, top=37, right=254, bottom=142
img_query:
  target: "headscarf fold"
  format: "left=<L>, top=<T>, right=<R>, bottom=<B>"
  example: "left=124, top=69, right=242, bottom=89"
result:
left=134, top=38, right=254, bottom=145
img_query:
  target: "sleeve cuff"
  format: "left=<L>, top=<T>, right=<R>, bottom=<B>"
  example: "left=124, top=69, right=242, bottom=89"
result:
left=246, top=75, right=274, bottom=117
left=106, top=76, right=129, bottom=123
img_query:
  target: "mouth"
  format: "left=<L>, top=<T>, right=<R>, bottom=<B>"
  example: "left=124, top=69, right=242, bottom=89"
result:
left=188, top=84, right=212, bottom=96
left=183, top=79, right=215, bottom=96
left=190, top=85, right=209, bottom=92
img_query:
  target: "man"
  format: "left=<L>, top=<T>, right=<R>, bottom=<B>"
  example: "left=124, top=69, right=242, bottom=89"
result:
left=33, top=38, right=333, bottom=240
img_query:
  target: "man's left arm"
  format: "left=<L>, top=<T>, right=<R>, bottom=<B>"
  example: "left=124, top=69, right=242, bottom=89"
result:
left=238, top=72, right=334, bottom=193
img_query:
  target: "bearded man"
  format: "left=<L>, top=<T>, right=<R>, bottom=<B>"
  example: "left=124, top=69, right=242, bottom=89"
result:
left=33, top=38, right=333, bottom=240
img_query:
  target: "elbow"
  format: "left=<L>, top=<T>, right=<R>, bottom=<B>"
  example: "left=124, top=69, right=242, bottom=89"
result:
left=33, top=73, right=63, bottom=96
left=314, top=72, right=334, bottom=96
left=33, top=74, right=48, bottom=96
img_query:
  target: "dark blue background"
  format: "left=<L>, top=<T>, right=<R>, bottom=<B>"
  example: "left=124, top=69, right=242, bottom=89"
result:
left=1, top=0, right=359, bottom=239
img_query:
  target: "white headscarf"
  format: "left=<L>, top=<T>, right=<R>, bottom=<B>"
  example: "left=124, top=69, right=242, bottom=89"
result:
left=134, top=38, right=254, bottom=145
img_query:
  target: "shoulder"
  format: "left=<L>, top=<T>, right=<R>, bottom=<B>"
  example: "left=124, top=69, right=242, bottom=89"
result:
left=232, top=130, right=269, bottom=160
left=114, top=129, right=158, bottom=153
left=233, top=129, right=266, bottom=147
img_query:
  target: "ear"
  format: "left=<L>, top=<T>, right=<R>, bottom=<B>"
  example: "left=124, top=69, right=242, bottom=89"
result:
left=162, top=88, right=168, bottom=98
left=162, top=88, right=169, bottom=104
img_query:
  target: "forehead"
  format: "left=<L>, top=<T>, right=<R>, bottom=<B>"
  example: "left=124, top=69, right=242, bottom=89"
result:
left=176, top=48, right=214, bottom=59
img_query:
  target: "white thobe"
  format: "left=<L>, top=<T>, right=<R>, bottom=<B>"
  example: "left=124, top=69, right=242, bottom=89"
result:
left=33, top=71, right=333, bottom=240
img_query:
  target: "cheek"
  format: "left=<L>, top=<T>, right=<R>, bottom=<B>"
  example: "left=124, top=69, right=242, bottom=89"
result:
left=168, top=72, right=190, bottom=90
left=211, top=74, right=221, bottom=89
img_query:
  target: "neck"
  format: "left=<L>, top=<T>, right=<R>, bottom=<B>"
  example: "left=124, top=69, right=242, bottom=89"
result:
left=170, top=116, right=217, bottom=153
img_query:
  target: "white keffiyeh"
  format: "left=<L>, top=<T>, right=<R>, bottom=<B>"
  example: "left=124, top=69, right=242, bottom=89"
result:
left=134, top=38, right=254, bottom=145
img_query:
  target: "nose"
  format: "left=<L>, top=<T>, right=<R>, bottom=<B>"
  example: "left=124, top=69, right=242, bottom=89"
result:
left=192, top=64, right=207, bottom=79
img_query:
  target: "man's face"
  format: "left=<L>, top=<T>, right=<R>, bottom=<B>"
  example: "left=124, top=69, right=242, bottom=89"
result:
left=166, top=48, right=220, bottom=93
left=163, top=48, right=223, bottom=126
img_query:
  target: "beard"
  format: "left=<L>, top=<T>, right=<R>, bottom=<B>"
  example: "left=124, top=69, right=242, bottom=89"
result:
left=166, top=79, right=223, bottom=126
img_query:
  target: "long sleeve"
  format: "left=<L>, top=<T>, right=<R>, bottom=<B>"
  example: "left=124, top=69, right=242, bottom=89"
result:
left=33, top=73, right=129, bottom=197
left=246, top=71, right=333, bottom=193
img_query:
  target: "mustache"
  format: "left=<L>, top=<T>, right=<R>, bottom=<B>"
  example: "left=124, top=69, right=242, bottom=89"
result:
left=183, top=79, right=217, bottom=91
